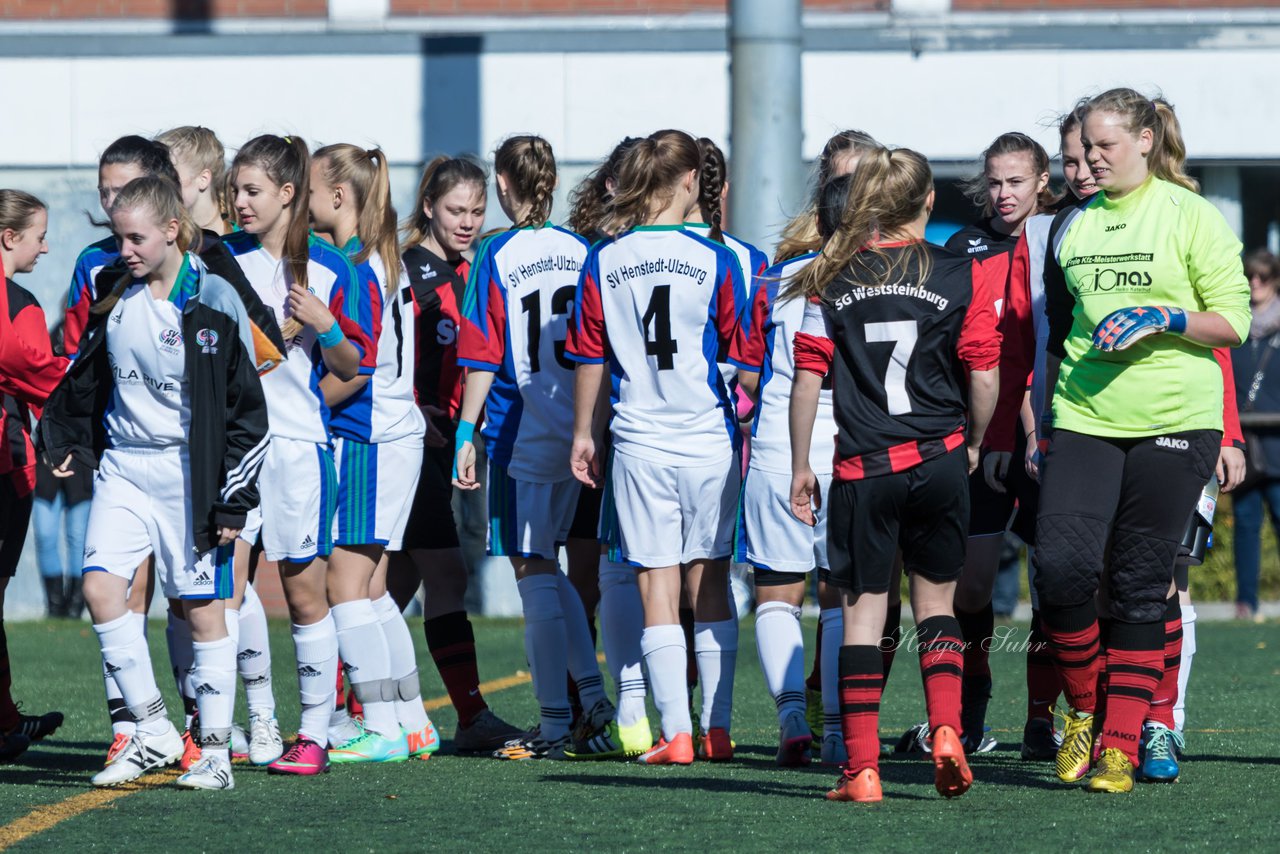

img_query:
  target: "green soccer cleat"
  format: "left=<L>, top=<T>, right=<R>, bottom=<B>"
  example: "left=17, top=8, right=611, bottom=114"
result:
left=328, top=729, right=409, bottom=764
left=566, top=718, right=654, bottom=760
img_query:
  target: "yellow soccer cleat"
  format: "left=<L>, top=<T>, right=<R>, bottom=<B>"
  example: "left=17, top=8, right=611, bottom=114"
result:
left=1086, top=748, right=1136, bottom=793
left=1055, top=708, right=1096, bottom=783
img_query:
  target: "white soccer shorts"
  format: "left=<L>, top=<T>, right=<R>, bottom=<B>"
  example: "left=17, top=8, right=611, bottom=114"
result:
left=333, top=435, right=423, bottom=551
left=82, top=447, right=232, bottom=599
left=486, top=464, right=580, bottom=560
left=738, top=466, right=830, bottom=573
left=256, top=436, right=336, bottom=563
left=610, top=451, right=739, bottom=567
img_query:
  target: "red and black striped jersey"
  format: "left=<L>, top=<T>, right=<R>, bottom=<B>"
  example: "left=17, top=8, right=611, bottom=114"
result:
left=402, top=245, right=469, bottom=421
left=0, top=277, right=64, bottom=493
left=793, top=240, right=1001, bottom=482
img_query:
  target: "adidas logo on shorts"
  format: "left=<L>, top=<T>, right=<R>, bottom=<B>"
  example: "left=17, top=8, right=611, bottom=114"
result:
left=297, top=665, right=322, bottom=678
left=1155, top=436, right=1189, bottom=450
left=237, top=648, right=262, bottom=662
left=194, top=571, right=212, bottom=587
left=84, top=546, right=97, bottom=560
left=195, top=683, right=220, bottom=696
left=300, top=535, right=316, bottom=550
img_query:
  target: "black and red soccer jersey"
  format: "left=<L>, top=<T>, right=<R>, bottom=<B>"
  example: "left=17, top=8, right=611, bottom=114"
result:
left=0, top=277, right=66, bottom=493
left=793, top=240, right=1001, bottom=482
left=947, top=219, right=1033, bottom=453
left=402, top=245, right=469, bottom=420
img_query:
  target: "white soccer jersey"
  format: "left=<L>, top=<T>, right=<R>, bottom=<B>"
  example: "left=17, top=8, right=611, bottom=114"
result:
left=104, top=281, right=191, bottom=449
left=222, top=232, right=377, bottom=444
left=566, top=225, right=751, bottom=467
left=331, top=250, right=424, bottom=444
left=733, top=253, right=836, bottom=475
left=458, top=226, right=590, bottom=483
left=1023, top=214, right=1053, bottom=435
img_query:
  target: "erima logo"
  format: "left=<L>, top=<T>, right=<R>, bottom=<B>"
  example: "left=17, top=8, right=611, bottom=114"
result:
left=194, top=571, right=212, bottom=587
left=1156, top=436, right=1189, bottom=450
left=300, top=534, right=316, bottom=550
left=1105, top=223, right=1126, bottom=232
left=195, top=683, right=220, bottom=696
left=237, top=648, right=262, bottom=662
left=297, top=665, right=322, bottom=677
left=966, top=238, right=988, bottom=255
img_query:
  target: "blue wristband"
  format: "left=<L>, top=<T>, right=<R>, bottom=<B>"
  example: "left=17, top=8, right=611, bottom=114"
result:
left=1165, top=306, right=1188, bottom=334
left=316, top=322, right=346, bottom=349
left=452, top=420, right=476, bottom=480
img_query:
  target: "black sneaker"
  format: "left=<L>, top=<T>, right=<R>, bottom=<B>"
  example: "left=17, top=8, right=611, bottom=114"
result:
left=1020, top=717, right=1060, bottom=761
left=0, top=732, right=31, bottom=763
left=960, top=675, right=992, bottom=754
left=7, top=710, right=64, bottom=742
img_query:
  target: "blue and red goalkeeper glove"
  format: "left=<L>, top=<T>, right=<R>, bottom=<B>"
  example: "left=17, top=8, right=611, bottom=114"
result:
left=1092, top=305, right=1187, bottom=352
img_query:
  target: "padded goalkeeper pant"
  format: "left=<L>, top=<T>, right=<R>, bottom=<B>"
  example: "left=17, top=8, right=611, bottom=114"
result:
left=1032, top=428, right=1219, bottom=626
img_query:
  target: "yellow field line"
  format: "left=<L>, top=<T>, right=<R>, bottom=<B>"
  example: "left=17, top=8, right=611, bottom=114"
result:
left=0, top=769, right=180, bottom=851
left=0, top=657, right=561, bottom=851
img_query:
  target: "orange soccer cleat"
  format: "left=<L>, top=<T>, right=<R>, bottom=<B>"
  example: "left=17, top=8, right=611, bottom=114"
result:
left=931, top=725, right=974, bottom=799
left=826, top=766, right=883, bottom=803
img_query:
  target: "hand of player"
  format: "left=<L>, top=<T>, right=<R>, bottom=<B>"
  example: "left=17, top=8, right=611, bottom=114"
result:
left=421, top=404, right=448, bottom=449
left=570, top=435, right=600, bottom=488
left=287, top=283, right=338, bottom=333
left=966, top=443, right=981, bottom=475
left=216, top=527, right=242, bottom=546
left=1218, top=445, right=1246, bottom=493
left=790, top=467, right=820, bottom=527
left=452, top=440, right=479, bottom=490
left=1092, top=305, right=1186, bottom=352
left=1025, top=433, right=1041, bottom=482
left=50, top=453, right=74, bottom=479
left=983, top=451, right=1011, bottom=494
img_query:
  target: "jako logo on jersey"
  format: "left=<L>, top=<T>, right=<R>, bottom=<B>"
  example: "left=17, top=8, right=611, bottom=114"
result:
left=437, top=318, right=457, bottom=346
left=196, top=328, right=219, bottom=354
left=1156, top=436, right=1189, bottom=450
left=158, top=328, right=183, bottom=349
left=1105, top=223, right=1127, bottom=232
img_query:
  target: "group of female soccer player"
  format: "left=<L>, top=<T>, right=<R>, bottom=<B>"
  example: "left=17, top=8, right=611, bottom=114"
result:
left=0, top=83, right=1248, bottom=801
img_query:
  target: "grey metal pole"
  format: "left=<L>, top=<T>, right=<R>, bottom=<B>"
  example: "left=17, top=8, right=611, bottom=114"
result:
left=729, top=0, right=803, bottom=254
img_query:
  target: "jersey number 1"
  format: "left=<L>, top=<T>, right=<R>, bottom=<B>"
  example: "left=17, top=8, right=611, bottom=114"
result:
left=865, top=320, right=918, bottom=415
left=642, top=285, right=679, bottom=370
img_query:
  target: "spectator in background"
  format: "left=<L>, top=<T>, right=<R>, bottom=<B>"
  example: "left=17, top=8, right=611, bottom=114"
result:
left=31, top=319, right=91, bottom=619
left=1232, top=248, right=1280, bottom=622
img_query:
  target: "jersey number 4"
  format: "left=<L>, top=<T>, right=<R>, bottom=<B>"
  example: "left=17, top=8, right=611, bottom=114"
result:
left=521, top=286, right=577, bottom=373
left=642, top=285, right=679, bottom=370
left=865, top=320, right=918, bottom=415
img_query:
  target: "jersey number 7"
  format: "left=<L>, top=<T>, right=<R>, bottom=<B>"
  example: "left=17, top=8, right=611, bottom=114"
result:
left=865, top=320, right=918, bottom=415
left=642, top=285, right=679, bottom=370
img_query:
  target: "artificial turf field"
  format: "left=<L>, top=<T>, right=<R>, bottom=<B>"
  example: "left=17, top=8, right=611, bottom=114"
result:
left=0, top=616, right=1278, bottom=852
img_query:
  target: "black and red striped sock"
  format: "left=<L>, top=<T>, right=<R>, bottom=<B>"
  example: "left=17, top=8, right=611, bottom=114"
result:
left=838, top=645, right=883, bottom=776
left=424, top=611, right=488, bottom=727
left=0, top=620, right=17, bottom=730
left=916, top=615, right=964, bottom=734
left=805, top=615, right=823, bottom=693
left=1100, top=620, right=1164, bottom=766
left=880, top=602, right=903, bottom=686
left=1025, top=610, right=1062, bottom=722
left=1041, top=602, right=1101, bottom=713
left=1146, top=595, right=1183, bottom=730
left=1094, top=617, right=1111, bottom=727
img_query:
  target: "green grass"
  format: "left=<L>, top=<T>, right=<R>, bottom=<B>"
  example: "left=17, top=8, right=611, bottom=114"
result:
left=2, top=617, right=1280, bottom=852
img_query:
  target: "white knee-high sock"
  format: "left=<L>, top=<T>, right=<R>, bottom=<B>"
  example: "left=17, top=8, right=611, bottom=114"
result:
left=105, top=611, right=149, bottom=737
left=292, top=614, right=339, bottom=746
left=819, top=607, right=844, bottom=738
left=1174, top=604, right=1196, bottom=734
left=598, top=559, right=646, bottom=727
left=517, top=574, right=572, bottom=741
left=95, top=613, right=168, bottom=736
left=332, top=599, right=399, bottom=739
left=371, top=593, right=430, bottom=732
left=237, top=584, right=275, bottom=716
left=755, top=602, right=805, bottom=725
left=165, top=611, right=197, bottom=729
left=641, top=623, right=691, bottom=741
left=555, top=572, right=607, bottom=709
left=695, top=618, right=738, bottom=732
left=191, top=636, right=237, bottom=762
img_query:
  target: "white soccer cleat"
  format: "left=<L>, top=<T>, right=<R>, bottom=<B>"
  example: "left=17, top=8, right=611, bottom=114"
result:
left=328, top=708, right=361, bottom=748
left=175, top=755, right=235, bottom=790
left=231, top=724, right=250, bottom=759
left=248, top=714, right=284, bottom=766
left=91, top=723, right=184, bottom=787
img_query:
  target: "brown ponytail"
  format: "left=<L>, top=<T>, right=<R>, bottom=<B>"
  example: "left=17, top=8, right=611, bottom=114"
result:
left=775, top=129, right=880, bottom=263
left=232, top=134, right=311, bottom=337
left=695, top=137, right=726, bottom=243
left=494, top=135, right=557, bottom=229
left=1082, top=88, right=1198, bottom=193
left=600, top=129, right=701, bottom=237
left=314, top=144, right=401, bottom=296
left=787, top=146, right=934, bottom=302
left=567, top=136, right=644, bottom=238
